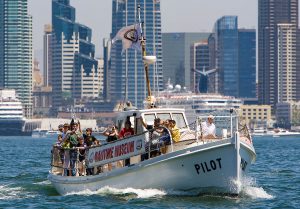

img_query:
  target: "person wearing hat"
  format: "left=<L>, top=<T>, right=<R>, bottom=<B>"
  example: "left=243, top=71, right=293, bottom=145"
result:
left=200, top=115, right=216, bottom=139
left=61, top=123, right=70, bottom=141
left=58, top=124, right=64, bottom=133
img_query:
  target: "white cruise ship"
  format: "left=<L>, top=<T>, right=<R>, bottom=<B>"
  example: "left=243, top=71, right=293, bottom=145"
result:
left=0, top=89, right=26, bottom=135
left=155, top=85, right=242, bottom=124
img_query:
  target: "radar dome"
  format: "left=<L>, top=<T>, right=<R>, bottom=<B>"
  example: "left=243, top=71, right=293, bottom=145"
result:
left=175, top=84, right=181, bottom=91
left=167, top=84, right=173, bottom=90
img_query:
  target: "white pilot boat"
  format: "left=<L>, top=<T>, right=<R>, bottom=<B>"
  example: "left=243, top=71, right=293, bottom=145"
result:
left=48, top=5, right=256, bottom=196
left=48, top=108, right=256, bottom=196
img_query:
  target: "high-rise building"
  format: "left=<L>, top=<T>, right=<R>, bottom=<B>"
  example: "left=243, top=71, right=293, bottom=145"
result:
left=103, top=38, right=111, bottom=101
left=110, top=0, right=163, bottom=107
left=51, top=0, right=98, bottom=108
left=43, top=24, right=52, bottom=87
left=210, top=16, right=256, bottom=99
left=277, top=24, right=298, bottom=102
left=238, top=29, right=256, bottom=98
left=190, top=41, right=210, bottom=93
left=214, top=16, right=239, bottom=97
left=0, top=0, right=33, bottom=118
left=258, top=0, right=299, bottom=110
left=162, top=33, right=210, bottom=90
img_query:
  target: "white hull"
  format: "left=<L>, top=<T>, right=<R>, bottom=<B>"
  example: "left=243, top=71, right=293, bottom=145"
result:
left=48, top=137, right=256, bottom=196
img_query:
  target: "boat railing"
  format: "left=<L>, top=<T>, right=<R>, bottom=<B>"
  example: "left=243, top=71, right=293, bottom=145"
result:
left=50, top=129, right=176, bottom=176
left=195, top=114, right=252, bottom=143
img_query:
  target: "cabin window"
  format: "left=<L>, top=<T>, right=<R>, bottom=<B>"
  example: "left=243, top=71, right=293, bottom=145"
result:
left=117, top=120, right=123, bottom=131
left=157, top=113, right=171, bottom=121
left=144, top=113, right=156, bottom=126
left=172, top=113, right=187, bottom=128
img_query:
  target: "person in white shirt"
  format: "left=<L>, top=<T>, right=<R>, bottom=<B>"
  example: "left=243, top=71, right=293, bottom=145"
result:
left=200, top=115, right=216, bottom=139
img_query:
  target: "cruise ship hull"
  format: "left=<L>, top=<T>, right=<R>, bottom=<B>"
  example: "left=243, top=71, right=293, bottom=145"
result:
left=0, top=119, right=26, bottom=136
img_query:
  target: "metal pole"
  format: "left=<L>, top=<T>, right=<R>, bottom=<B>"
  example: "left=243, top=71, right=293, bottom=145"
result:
left=230, top=109, right=233, bottom=137
left=137, top=5, right=152, bottom=98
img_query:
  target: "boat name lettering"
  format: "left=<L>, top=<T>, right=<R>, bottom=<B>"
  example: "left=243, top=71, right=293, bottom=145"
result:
left=114, top=141, right=135, bottom=157
left=240, top=158, right=248, bottom=171
left=194, top=158, right=222, bottom=174
left=93, top=141, right=135, bottom=163
left=94, top=147, right=114, bottom=162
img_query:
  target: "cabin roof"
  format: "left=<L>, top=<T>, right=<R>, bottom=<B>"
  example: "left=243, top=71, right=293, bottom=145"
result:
left=116, top=108, right=185, bottom=118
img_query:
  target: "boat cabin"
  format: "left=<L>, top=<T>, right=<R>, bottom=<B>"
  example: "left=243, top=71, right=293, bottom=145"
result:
left=115, top=108, right=189, bottom=135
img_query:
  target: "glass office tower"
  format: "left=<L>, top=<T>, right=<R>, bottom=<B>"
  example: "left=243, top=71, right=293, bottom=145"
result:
left=0, top=0, right=33, bottom=117
left=214, top=16, right=239, bottom=97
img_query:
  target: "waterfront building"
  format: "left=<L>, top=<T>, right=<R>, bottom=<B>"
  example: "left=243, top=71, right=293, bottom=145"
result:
left=238, top=29, right=256, bottom=98
left=276, top=101, right=300, bottom=128
left=51, top=0, right=98, bottom=109
left=239, top=105, right=272, bottom=128
left=258, top=0, right=300, bottom=110
left=0, top=0, right=33, bottom=118
left=43, top=24, right=52, bottom=87
left=110, top=0, right=163, bottom=108
left=162, top=33, right=210, bottom=91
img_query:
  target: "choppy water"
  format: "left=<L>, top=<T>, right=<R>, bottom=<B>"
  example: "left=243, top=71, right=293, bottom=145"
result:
left=0, top=136, right=299, bottom=208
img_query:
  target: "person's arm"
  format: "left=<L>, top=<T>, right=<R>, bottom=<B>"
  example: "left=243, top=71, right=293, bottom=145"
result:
left=139, top=116, right=147, bottom=129
left=78, top=120, right=82, bottom=133
left=102, top=128, right=110, bottom=136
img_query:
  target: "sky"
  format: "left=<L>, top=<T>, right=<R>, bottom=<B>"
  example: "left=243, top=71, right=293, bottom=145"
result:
left=28, top=0, right=257, bottom=60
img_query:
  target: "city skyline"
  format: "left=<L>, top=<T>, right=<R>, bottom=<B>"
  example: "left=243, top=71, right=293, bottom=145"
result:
left=28, top=0, right=258, bottom=58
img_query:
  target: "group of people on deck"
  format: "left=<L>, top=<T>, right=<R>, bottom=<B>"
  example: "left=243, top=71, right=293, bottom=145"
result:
left=54, top=120, right=99, bottom=176
left=52, top=114, right=216, bottom=177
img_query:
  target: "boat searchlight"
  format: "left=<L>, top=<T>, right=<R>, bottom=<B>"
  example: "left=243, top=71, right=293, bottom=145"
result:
left=143, top=55, right=157, bottom=65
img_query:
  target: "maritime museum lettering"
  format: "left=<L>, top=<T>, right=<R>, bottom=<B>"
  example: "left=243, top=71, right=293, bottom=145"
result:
left=88, top=135, right=145, bottom=167
left=194, top=158, right=222, bottom=174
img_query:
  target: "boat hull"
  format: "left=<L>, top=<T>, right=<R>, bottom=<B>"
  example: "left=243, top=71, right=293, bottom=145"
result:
left=0, top=119, right=26, bottom=136
left=48, top=138, right=256, bottom=196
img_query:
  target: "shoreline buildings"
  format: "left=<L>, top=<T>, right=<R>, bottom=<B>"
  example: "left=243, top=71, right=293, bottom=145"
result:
left=258, top=0, right=300, bottom=111
left=51, top=0, right=98, bottom=110
left=0, top=0, right=33, bottom=118
left=109, top=0, right=163, bottom=107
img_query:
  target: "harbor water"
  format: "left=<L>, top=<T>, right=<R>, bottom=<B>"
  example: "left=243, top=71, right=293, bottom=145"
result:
left=0, top=135, right=299, bottom=208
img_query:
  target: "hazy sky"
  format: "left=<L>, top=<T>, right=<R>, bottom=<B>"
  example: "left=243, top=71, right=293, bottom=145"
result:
left=28, top=0, right=257, bottom=58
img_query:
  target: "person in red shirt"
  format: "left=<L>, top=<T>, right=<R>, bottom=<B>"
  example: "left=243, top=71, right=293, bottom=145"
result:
left=119, top=120, right=134, bottom=139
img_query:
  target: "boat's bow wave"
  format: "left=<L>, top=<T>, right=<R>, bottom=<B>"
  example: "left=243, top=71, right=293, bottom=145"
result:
left=239, top=176, right=274, bottom=199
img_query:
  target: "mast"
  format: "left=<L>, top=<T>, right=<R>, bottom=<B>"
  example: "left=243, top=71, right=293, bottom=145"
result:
left=137, top=5, right=152, bottom=98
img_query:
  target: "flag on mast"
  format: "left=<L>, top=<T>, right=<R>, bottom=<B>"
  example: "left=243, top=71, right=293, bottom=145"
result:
left=112, top=23, right=142, bottom=53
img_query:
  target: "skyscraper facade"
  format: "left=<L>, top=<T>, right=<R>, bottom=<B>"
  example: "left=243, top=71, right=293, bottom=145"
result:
left=190, top=41, right=210, bottom=93
left=51, top=0, right=98, bottom=108
left=43, top=24, right=52, bottom=87
left=162, top=33, right=210, bottom=90
left=258, top=0, right=299, bottom=110
left=238, top=29, right=256, bottom=98
left=0, top=0, right=33, bottom=118
left=277, top=23, right=298, bottom=102
left=110, top=0, right=163, bottom=107
left=214, top=16, right=239, bottom=97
